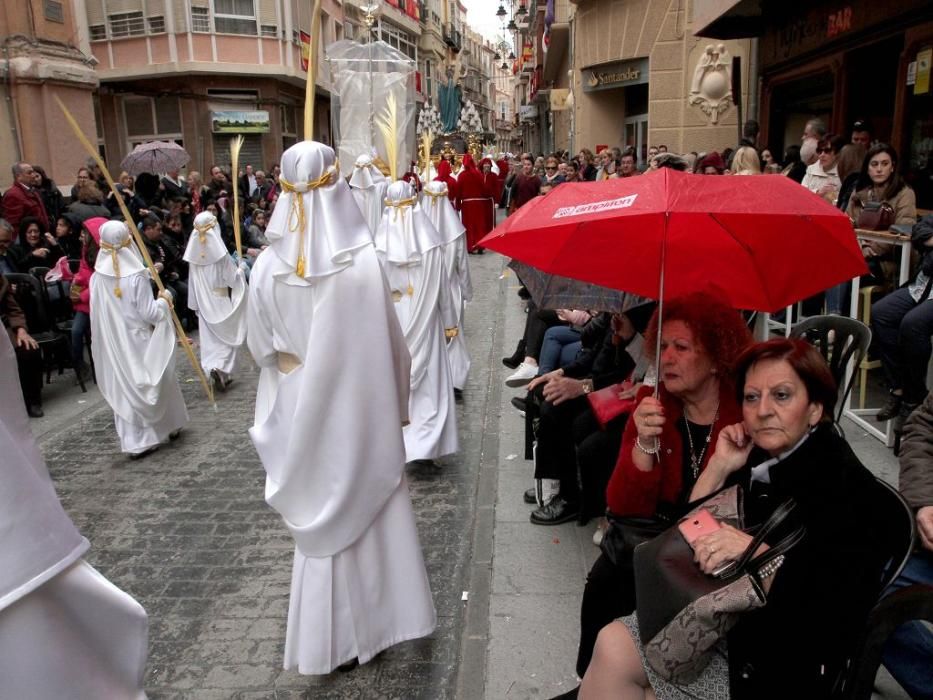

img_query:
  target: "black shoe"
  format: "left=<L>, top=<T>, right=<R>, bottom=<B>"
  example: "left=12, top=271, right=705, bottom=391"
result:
left=211, top=368, right=228, bottom=393
left=518, top=285, right=531, bottom=300
left=523, top=487, right=537, bottom=505
left=511, top=395, right=527, bottom=412
left=893, top=402, right=920, bottom=434
left=454, top=388, right=464, bottom=401
left=502, top=339, right=526, bottom=369
left=337, top=657, right=359, bottom=672
left=530, top=496, right=579, bottom=525
left=129, top=445, right=159, bottom=460
left=169, top=429, right=183, bottom=441
left=26, top=403, right=44, bottom=418
left=876, top=393, right=903, bottom=422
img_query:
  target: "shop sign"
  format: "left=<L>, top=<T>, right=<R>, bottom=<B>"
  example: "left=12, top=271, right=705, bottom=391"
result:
left=519, top=105, right=538, bottom=120
left=550, top=89, right=570, bottom=111
left=916, top=48, right=932, bottom=96
left=211, top=111, right=271, bottom=134
left=582, top=58, right=648, bottom=93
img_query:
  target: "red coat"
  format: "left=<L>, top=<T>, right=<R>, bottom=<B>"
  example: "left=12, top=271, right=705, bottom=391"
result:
left=606, top=383, right=742, bottom=516
left=457, top=166, right=495, bottom=250
left=72, top=217, right=105, bottom=315
left=1, top=182, right=49, bottom=239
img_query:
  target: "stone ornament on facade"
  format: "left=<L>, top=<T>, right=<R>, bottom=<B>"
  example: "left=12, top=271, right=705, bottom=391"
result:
left=689, top=43, right=733, bottom=125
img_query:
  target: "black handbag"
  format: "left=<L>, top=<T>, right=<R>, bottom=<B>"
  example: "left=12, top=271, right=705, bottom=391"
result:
left=599, top=513, right=669, bottom=567
left=633, top=497, right=805, bottom=683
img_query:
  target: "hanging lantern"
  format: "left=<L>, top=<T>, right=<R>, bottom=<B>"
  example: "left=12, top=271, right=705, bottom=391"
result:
left=506, top=18, right=518, bottom=31
left=494, top=50, right=501, bottom=60
left=508, top=50, right=516, bottom=60
left=516, top=2, right=527, bottom=17
left=495, top=4, right=507, bottom=18
left=501, top=61, right=508, bottom=70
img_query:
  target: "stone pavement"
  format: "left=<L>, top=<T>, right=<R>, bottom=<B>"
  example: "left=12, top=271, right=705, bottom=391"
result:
left=32, top=244, right=903, bottom=699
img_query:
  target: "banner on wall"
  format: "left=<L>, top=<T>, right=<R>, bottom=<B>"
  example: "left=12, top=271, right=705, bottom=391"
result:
left=299, top=30, right=311, bottom=71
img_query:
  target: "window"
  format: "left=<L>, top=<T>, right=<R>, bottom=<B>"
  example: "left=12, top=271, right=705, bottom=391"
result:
left=89, top=24, right=106, bottom=40
left=260, top=24, right=277, bottom=37
left=123, top=96, right=184, bottom=152
left=148, top=16, right=165, bottom=33
left=109, top=11, right=145, bottom=38
left=281, top=102, right=297, bottom=152
left=214, top=0, right=256, bottom=35
left=191, top=6, right=211, bottom=32
left=424, top=60, right=433, bottom=101
left=380, top=22, right=416, bottom=60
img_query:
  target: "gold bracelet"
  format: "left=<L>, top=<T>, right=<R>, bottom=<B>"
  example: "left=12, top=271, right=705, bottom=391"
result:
left=635, top=435, right=660, bottom=455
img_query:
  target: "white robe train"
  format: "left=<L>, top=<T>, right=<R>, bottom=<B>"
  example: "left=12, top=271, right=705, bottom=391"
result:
left=378, top=246, right=459, bottom=461
left=0, top=331, right=148, bottom=699
left=247, top=246, right=436, bottom=674
left=351, top=182, right=388, bottom=238
left=187, top=256, right=248, bottom=375
left=90, top=272, right=188, bottom=454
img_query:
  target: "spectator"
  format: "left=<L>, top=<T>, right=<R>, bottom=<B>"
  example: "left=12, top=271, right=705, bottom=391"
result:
left=851, top=118, right=873, bottom=148
left=85, top=158, right=108, bottom=193
left=32, top=165, right=64, bottom=224
left=53, top=213, right=82, bottom=259
left=0, top=270, right=43, bottom=416
left=160, top=168, right=188, bottom=206
left=781, top=144, right=806, bottom=183
left=2, top=162, right=49, bottom=237
left=69, top=217, right=104, bottom=383
left=740, top=119, right=759, bottom=148
left=847, top=144, right=917, bottom=288
left=67, top=182, right=111, bottom=224
left=206, top=165, right=230, bottom=200
left=615, top=152, right=638, bottom=178
left=572, top=292, right=751, bottom=680
left=801, top=133, right=845, bottom=201
left=642, top=146, right=659, bottom=173
left=761, top=148, right=776, bottom=169
left=657, top=145, right=668, bottom=153
left=822, top=143, right=868, bottom=315
left=540, top=156, right=565, bottom=194
left=730, top=146, right=761, bottom=175
left=801, top=117, right=827, bottom=165
left=140, top=213, right=191, bottom=327
left=238, top=164, right=257, bottom=201
left=578, top=149, right=598, bottom=181
left=509, top=157, right=541, bottom=215
left=699, top=151, right=725, bottom=174
left=12, top=216, right=63, bottom=271
left=0, top=218, right=25, bottom=274
left=881, top=389, right=933, bottom=698
left=580, top=339, right=892, bottom=698
left=565, top=160, right=582, bottom=183
left=871, top=212, right=928, bottom=429
left=69, top=167, right=91, bottom=201
left=187, top=171, right=208, bottom=215
left=107, top=171, right=148, bottom=223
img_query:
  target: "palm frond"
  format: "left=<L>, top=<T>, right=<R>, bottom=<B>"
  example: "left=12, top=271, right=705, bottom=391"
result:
left=375, top=92, right=399, bottom=182
left=229, top=135, right=245, bottom=261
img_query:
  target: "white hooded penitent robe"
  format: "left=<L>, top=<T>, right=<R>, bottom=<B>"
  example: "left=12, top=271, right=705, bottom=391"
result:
left=375, top=180, right=459, bottom=461
left=247, top=141, right=435, bottom=675
left=348, top=154, right=389, bottom=237
left=0, top=330, right=148, bottom=699
left=184, top=212, right=248, bottom=376
left=90, top=221, right=188, bottom=454
left=422, top=181, right=473, bottom=390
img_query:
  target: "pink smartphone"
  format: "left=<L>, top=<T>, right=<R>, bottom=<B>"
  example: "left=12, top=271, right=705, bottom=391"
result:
left=677, top=508, right=722, bottom=547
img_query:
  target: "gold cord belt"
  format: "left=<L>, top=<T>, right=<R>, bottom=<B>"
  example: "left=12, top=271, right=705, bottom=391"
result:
left=278, top=160, right=339, bottom=277
left=100, top=236, right=133, bottom=298
left=384, top=196, right=417, bottom=221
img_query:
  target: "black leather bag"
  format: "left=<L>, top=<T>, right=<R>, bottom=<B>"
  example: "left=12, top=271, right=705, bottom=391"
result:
left=633, top=498, right=805, bottom=683
left=599, top=513, right=669, bottom=567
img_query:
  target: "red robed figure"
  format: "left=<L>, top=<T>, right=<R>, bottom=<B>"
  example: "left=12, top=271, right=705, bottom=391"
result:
left=457, top=154, right=496, bottom=252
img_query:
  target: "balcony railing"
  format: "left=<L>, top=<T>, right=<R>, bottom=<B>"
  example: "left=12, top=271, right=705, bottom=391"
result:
left=443, top=23, right=461, bottom=51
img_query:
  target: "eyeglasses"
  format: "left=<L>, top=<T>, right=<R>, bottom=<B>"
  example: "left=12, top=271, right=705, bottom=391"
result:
left=815, top=148, right=834, bottom=154
left=545, top=166, right=557, bottom=171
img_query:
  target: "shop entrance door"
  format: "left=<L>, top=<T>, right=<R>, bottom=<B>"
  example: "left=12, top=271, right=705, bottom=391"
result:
left=624, top=115, right=648, bottom=166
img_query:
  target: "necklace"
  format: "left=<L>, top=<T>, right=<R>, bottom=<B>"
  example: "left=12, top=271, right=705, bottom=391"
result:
left=684, top=402, right=720, bottom=479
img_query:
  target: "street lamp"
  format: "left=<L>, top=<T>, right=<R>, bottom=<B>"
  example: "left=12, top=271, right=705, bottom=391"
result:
left=508, top=50, right=516, bottom=60
left=516, top=2, right=527, bottom=18
left=495, top=4, right=507, bottom=18
left=494, top=50, right=501, bottom=60
left=506, top=18, right=518, bottom=31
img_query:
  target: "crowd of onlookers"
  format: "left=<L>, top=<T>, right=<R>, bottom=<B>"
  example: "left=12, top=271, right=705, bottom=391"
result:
left=0, top=156, right=279, bottom=417
left=492, top=118, right=932, bottom=698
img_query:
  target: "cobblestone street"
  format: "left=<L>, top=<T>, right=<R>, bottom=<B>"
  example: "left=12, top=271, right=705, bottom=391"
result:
left=39, top=252, right=507, bottom=699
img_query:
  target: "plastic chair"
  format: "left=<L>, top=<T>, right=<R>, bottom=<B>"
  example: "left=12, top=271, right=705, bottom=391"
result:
left=833, top=477, right=921, bottom=700
left=4, top=273, right=86, bottom=393
left=790, top=315, right=872, bottom=424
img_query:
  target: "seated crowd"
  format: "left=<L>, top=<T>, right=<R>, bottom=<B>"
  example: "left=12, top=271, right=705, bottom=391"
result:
left=0, top=156, right=280, bottom=417
left=498, top=122, right=931, bottom=697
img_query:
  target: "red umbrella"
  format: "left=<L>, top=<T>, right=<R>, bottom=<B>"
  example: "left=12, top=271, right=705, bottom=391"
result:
left=479, top=168, right=867, bottom=312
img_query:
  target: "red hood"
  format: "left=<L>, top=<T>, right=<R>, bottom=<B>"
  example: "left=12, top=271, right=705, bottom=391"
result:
left=436, top=159, right=452, bottom=180
left=82, top=216, right=106, bottom=245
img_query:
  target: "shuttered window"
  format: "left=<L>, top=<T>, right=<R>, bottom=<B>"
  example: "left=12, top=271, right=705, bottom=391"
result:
left=214, top=0, right=257, bottom=35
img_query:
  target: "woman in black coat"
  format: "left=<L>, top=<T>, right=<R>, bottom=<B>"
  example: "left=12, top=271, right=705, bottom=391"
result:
left=579, top=339, right=891, bottom=699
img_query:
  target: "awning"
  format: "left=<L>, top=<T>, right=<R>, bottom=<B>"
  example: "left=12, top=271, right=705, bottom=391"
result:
left=542, top=23, right=569, bottom=82
left=692, top=0, right=764, bottom=39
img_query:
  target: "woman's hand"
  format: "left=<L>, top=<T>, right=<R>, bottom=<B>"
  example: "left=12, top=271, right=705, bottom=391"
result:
left=15, top=327, right=38, bottom=350
left=44, top=232, right=57, bottom=246
left=633, top=396, right=664, bottom=441
left=693, top=523, right=759, bottom=575
left=33, top=248, right=49, bottom=259
left=707, top=423, right=754, bottom=478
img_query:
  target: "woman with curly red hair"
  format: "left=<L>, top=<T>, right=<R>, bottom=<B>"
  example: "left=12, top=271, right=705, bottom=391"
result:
left=573, top=291, right=753, bottom=681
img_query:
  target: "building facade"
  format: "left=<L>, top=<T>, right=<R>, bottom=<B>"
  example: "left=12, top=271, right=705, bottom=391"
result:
left=513, top=0, right=754, bottom=162
left=0, top=0, right=99, bottom=190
